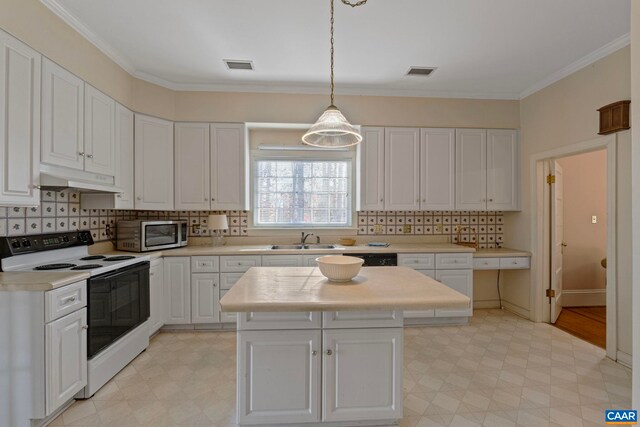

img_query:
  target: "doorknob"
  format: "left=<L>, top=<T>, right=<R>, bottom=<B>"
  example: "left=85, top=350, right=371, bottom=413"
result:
left=561, top=242, right=567, bottom=247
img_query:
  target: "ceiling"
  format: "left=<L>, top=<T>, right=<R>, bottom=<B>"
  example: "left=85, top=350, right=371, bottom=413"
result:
left=45, top=0, right=630, bottom=99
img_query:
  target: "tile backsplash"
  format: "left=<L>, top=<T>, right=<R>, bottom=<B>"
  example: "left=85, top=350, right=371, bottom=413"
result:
left=0, top=190, right=503, bottom=248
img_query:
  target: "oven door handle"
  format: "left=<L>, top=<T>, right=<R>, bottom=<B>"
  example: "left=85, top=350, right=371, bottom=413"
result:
left=91, top=262, right=150, bottom=281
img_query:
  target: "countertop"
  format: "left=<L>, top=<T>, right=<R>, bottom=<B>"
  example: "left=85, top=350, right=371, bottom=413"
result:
left=473, top=248, right=532, bottom=257
left=219, top=266, right=471, bottom=312
left=0, top=271, right=90, bottom=291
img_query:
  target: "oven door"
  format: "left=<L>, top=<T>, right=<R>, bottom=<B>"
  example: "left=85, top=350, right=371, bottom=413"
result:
left=141, top=222, right=180, bottom=250
left=87, top=262, right=150, bottom=359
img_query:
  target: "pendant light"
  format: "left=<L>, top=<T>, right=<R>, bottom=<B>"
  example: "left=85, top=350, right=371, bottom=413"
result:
left=302, top=0, right=367, bottom=148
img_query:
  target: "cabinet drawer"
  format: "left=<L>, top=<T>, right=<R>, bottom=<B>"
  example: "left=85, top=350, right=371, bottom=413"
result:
left=473, top=257, right=500, bottom=270
left=323, top=311, right=403, bottom=329
left=398, top=253, right=435, bottom=270
left=220, top=272, right=244, bottom=290
left=499, top=257, right=530, bottom=269
left=261, top=255, right=303, bottom=267
left=191, top=256, right=219, bottom=273
left=238, top=312, right=322, bottom=330
left=416, top=269, right=436, bottom=279
left=220, top=255, right=261, bottom=273
left=435, top=253, right=472, bottom=269
left=45, top=281, right=87, bottom=323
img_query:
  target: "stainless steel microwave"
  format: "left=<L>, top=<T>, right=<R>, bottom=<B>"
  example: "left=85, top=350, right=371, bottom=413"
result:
left=116, top=220, right=188, bottom=252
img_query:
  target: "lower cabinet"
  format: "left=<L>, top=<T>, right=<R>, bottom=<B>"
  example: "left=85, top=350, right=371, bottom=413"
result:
left=163, top=257, right=191, bottom=324
left=435, top=269, right=473, bottom=317
left=191, top=273, right=220, bottom=323
left=148, top=259, right=164, bottom=336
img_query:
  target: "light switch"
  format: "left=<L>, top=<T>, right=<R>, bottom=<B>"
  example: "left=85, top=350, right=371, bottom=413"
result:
left=592, top=215, right=597, bottom=224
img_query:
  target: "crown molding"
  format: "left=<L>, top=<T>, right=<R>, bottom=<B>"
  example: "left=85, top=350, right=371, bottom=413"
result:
left=519, top=32, right=630, bottom=100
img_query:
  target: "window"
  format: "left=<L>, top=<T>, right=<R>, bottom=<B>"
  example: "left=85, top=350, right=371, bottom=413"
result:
left=254, top=159, right=352, bottom=227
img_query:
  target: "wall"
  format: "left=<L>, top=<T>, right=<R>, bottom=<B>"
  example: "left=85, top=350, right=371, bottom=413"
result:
left=510, top=46, right=631, bottom=356
left=631, top=0, right=640, bottom=406
left=557, top=150, right=607, bottom=296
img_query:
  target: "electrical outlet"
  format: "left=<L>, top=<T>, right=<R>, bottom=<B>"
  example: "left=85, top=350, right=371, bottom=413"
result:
left=373, top=224, right=384, bottom=234
left=191, top=224, right=201, bottom=235
left=436, top=224, right=444, bottom=233
left=592, top=215, right=597, bottom=224
left=403, top=224, right=412, bottom=234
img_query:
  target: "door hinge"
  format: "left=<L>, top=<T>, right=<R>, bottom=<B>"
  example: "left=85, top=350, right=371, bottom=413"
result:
left=546, top=289, right=556, bottom=298
left=546, top=174, right=556, bottom=184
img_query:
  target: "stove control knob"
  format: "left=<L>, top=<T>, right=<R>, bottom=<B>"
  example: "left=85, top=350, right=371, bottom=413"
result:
left=62, top=236, right=69, bottom=243
left=11, top=240, right=21, bottom=249
left=21, top=240, right=31, bottom=248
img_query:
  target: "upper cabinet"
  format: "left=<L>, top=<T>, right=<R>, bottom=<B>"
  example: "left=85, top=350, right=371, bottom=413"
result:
left=134, top=114, right=174, bottom=210
left=359, top=127, right=385, bottom=211
left=455, top=129, right=519, bottom=211
left=41, top=58, right=84, bottom=171
left=114, top=104, right=134, bottom=208
left=84, top=85, right=115, bottom=176
left=384, top=128, right=420, bottom=211
left=175, top=123, right=211, bottom=210
left=420, top=128, right=455, bottom=211
left=210, top=123, right=247, bottom=210
left=0, top=30, right=41, bottom=207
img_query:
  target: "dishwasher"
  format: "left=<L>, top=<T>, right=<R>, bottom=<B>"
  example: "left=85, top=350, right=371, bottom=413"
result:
left=349, top=253, right=398, bottom=266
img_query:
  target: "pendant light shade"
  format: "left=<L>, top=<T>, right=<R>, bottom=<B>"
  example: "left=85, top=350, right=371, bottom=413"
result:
left=302, top=106, right=362, bottom=147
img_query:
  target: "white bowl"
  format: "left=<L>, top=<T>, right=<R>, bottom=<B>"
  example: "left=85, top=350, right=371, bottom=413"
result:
left=316, top=255, right=364, bottom=282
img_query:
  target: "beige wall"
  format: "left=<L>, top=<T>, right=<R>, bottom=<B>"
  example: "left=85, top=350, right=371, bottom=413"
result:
left=557, top=150, right=607, bottom=292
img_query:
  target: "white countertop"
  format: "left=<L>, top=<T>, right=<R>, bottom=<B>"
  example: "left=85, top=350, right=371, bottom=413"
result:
left=219, top=266, right=471, bottom=312
left=0, top=271, right=90, bottom=291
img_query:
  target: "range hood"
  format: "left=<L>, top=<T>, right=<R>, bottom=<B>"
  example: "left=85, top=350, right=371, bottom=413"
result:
left=39, top=172, right=123, bottom=194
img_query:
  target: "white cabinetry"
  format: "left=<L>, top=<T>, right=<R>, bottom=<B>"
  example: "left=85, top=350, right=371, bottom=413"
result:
left=149, top=259, right=164, bottom=336
left=135, top=114, right=174, bottom=210
left=435, top=269, right=473, bottom=317
left=211, top=123, right=246, bottom=210
left=261, top=254, right=303, bottom=267
left=487, top=129, right=519, bottom=210
left=420, top=128, right=455, bottom=210
left=191, top=273, right=220, bottom=323
left=358, top=127, right=385, bottom=211
left=455, top=129, right=487, bottom=210
left=45, top=308, right=87, bottom=413
left=163, top=257, right=190, bottom=324
left=384, top=127, right=420, bottom=210
left=83, top=85, right=115, bottom=176
left=175, top=123, right=210, bottom=210
left=0, top=30, right=41, bottom=206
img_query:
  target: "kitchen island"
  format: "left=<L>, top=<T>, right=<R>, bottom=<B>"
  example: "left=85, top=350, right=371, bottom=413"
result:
left=220, top=266, right=470, bottom=427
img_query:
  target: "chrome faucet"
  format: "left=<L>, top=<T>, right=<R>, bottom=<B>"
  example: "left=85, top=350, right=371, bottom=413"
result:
left=301, top=232, right=315, bottom=246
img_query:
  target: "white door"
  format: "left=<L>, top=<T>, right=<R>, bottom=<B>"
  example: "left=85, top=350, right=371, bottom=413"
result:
left=134, top=114, right=174, bottom=210
left=323, top=328, right=403, bottom=422
left=45, top=308, right=87, bottom=415
left=84, top=84, right=115, bottom=176
left=238, top=330, right=321, bottom=425
left=0, top=30, right=41, bottom=206
left=211, top=123, right=246, bottom=210
left=148, top=259, right=164, bottom=336
left=163, top=257, right=191, bottom=324
left=41, top=58, right=85, bottom=170
left=420, top=128, right=455, bottom=210
left=550, top=161, right=564, bottom=323
left=384, top=128, right=420, bottom=211
left=191, top=273, right=220, bottom=323
left=114, top=103, right=134, bottom=209
left=455, top=129, right=487, bottom=210
left=487, top=129, right=519, bottom=211
left=359, top=127, right=385, bottom=211
left=175, top=123, right=211, bottom=210
left=434, top=269, right=473, bottom=317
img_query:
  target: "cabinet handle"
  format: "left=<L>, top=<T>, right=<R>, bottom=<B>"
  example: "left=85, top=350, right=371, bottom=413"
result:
left=489, top=198, right=493, bottom=202
left=326, top=349, right=333, bottom=356
left=312, top=350, right=318, bottom=356
left=82, top=325, right=88, bottom=330
left=204, top=198, right=208, bottom=201
left=212, top=198, right=216, bottom=202
left=423, top=199, right=426, bottom=202
left=78, top=152, right=85, bottom=157
left=62, top=295, right=77, bottom=304
left=137, top=197, right=142, bottom=201
left=87, top=154, right=94, bottom=159
left=379, top=198, right=383, bottom=202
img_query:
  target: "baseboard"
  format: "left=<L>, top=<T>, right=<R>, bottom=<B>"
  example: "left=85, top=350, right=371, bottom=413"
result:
left=474, top=300, right=501, bottom=309
left=617, top=350, right=632, bottom=368
left=501, top=300, right=531, bottom=319
left=562, top=289, right=606, bottom=307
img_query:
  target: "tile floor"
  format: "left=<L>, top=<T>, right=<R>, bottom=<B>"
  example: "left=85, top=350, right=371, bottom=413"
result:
left=51, top=309, right=631, bottom=427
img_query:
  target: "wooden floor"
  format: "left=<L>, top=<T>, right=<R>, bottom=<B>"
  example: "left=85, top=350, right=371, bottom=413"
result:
left=554, top=306, right=606, bottom=348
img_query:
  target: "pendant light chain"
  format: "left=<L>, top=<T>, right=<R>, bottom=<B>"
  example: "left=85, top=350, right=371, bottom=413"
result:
left=330, top=0, right=335, bottom=107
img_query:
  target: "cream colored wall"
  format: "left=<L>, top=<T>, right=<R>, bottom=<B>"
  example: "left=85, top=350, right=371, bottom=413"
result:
left=631, top=0, right=640, bottom=403
left=557, top=150, right=607, bottom=292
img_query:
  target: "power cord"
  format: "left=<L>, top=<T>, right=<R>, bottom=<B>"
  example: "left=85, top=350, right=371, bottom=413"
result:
left=496, top=269, right=503, bottom=309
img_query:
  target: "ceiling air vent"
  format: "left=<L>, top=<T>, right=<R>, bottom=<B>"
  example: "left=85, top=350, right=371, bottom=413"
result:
left=224, top=59, right=254, bottom=71
left=406, top=67, right=436, bottom=77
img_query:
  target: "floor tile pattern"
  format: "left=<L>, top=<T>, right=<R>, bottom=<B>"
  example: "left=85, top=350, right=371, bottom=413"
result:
left=51, top=310, right=631, bottom=426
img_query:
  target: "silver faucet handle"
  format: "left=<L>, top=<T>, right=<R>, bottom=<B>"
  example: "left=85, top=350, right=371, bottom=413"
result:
left=316, top=236, right=320, bottom=244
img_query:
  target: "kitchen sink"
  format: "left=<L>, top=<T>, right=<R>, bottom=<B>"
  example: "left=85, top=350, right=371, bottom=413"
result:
left=269, top=244, right=338, bottom=250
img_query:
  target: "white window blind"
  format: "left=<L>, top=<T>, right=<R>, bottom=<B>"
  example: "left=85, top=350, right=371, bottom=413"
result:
left=254, top=159, right=352, bottom=227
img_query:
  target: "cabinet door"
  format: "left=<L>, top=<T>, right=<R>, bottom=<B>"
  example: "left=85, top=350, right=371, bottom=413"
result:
left=384, top=128, right=420, bottom=211
left=487, top=129, right=519, bottom=211
left=148, top=259, right=164, bottom=336
left=211, top=123, right=246, bottom=210
left=114, top=103, right=134, bottom=209
left=455, top=129, right=487, bottom=210
left=84, top=84, right=115, bottom=176
left=41, top=58, right=84, bottom=170
left=358, top=127, right=384, bottom=211
left=323, top=328, right=403, bottom=422
left=45, top=308, right=87, bottom=415
left=191, top=273, right=219, bottom=323
left=0, top=30, right=41, bottom=206
left=420, top=128, right=455, bottom=210
left=163, top=257, right=190, bottom=324
left=261, top=255, right=303, bottom=267
left=175, top=123, right=210, bottom=210
left=435, top=269, right=472, bottom=317
left=238, top=330, right=321, bottom=425
left=134, top=114, right=174, bottom=210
